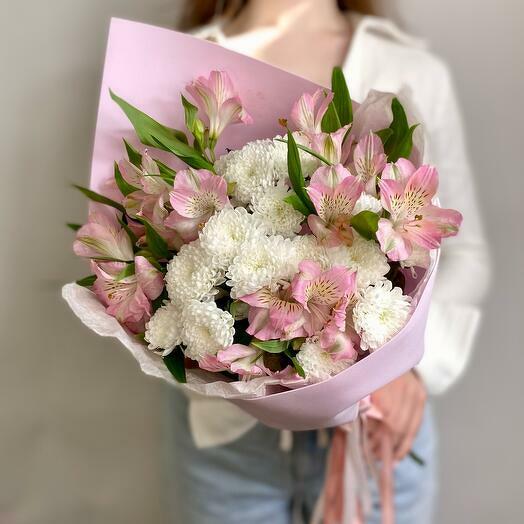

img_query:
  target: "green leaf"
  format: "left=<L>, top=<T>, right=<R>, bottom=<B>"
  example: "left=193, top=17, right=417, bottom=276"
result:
left=286, top=130, right=316, bottom=214
left=76, top=275, right=96, bottom=287
left=163, top=348, right=186, bottom=383
left=331, top=66, right=353, bottom=125
left=376, top=128, right=393, bottom=145
left=135, top=216, right=170, bottom=260
left=284, top=193, right=310, bottom=216
left=285, top=349, right=306, bottom=378
left=181, top=95, right=198, bottom=135
left=151, top=134, right=213, bottom=171
left=380, top=98, right=419, bottom=162
left=115, top=262, right=135, bottom=281
left=114, top=162, right=139, bottom=196
left=110, top=90, right=212, bottom=171
left=73, top=184, right=125, bottom=213
left=123, top=139, right=142, bottom=167
left=67, top=223, right=82, bottom=232
left=321, top=99, right=342, bottom=133
left=274, top=138, right=332, bottom=165
left=390, top=124, right=418, bottom=163
left=350, top=211, right=380, bottom=241
left=251, top=339, right=288, bottom=354
left=155, top=159, right=177, bottom=182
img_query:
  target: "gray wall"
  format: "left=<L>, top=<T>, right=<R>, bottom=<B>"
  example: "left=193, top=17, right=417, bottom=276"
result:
left=1, top=1, right=521, bottom=523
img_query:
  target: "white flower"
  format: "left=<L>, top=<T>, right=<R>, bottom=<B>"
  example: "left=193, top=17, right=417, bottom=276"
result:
left=199, top=207, right=264, bottom=269
left=214, top=140, right=278, bottom=204
left=181, top=300, right=235, bottom=361
left=353, top=193, right=383, bottom=215
left=273, top=132, right=320, bottom=178
left=144, top=301, right=183, bottom=356
left=165, top=241, right=223, bottom=305
left=352, top=280, right=412, bottom=351
left=291, top=234, right=329, bottom=270
left=226, top=235, right=296, bottom=298
left=327, top=235, right=390, bottom=289
left=251, top=182, right=304, bottom=237
left=296, top=338, right=352, bottom=382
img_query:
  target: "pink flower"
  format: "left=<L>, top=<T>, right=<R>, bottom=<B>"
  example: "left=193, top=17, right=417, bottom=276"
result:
left=216, top=344, right=269, bottom=377
left=310, top=125, right=350, bottom=164
left=291, top=88, right=333, bottom=135
left=376, top=160, right=463, bottom=261
left=306, top=164, right=364, bottom=246
left=198, top=354, right=228, bottom=373
left=186, top=70, right=252, bottom=142
left=74, top=213, right=134, bottom=262
left=119, top=152, right=181, bottom=249
left=350, top=131, right=387, bottom=195
left=291, top=260, right=357, bottom=340
left=240, top=285, right=306, bottom=341
left=91, top=255, right=164, bottom=333
left=165, top=169, right=229, bottom=241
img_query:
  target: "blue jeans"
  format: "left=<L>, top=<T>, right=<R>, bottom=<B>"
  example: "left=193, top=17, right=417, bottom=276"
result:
left=165, top=390, right=437, bottom=524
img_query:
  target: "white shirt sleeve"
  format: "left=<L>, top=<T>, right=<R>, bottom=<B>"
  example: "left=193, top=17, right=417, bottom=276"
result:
left=416, top=62, right=492, bottom=394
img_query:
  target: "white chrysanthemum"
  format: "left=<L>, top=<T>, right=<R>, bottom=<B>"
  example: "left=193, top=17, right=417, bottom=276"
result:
left=226, top=235, right=296, bottom=298
left=327, top=235, right=390, bottom=289
left=353, top=193, right=383, bottom=215
left=272, top=132, right=320, bottom=178
left=290, top=234, right=329, bottom=270
left=165, top=241, right=223, bottom=305
left=214, top=139, right=278, bottom=204
left=144, top=301, right=183, bottom=356
left=296, top=338, right=351, bottom=382
left=181, top=300, right=235, bottom=361
left=353, top=280, right=412, bottom=351
left=199, top=207, right=264, bottom=269
left=251, top=182, right=304, bottom=237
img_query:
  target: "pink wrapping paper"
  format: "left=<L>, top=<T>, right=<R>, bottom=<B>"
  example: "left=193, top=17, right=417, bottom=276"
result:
left=91, top=18, right=320, bottom=193
left=86, top=18, right=438, bottom=431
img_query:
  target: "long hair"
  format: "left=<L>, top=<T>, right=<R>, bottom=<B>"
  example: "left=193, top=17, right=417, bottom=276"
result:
left=181, top=0, right=374, bottom=30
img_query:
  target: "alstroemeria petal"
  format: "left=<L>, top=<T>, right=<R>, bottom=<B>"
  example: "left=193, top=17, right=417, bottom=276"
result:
left=135, top=255, right=164, bottom=301
left=376, top=218, right=412, bottom=260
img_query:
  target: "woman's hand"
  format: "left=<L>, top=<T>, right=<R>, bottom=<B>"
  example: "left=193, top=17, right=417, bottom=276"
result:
left=367, top=371, right=427, bottom=462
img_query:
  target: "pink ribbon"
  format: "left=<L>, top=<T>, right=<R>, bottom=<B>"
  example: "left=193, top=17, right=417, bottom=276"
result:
left=311, top=399, right=395, bottom=524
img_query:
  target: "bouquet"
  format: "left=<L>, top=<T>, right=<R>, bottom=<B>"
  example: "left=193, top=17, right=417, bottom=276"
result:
left=63, top=19, right=462, bottom=523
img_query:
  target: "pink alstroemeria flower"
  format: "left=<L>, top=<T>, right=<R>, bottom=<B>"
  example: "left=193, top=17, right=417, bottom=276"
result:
left=291, top=260, right=356, bottom=343
left=291, top=88, right=334, bottom=135
left=350, top=131, right=387, bottom=195
left=165, top=168, right=229, bottom=241
left=198, top=354, right=228, bottom=373
left=216, top=344, right=269, bottom=377
left=377, top=160, right=463, bottom=261
left=240, top=285, right=306, bottom=341
left=306, top=164, right=364, bottom=246
left=74, top=212, right=134, bottom=262
left=120, top=152, right=171, bottom=222
left=119, top=152, right=182, bottom=249
left=91, top=255, right=164, bottom=333
left=310, top=125, right=351, bottom=164
left=186, top=70, right=252, bottom=142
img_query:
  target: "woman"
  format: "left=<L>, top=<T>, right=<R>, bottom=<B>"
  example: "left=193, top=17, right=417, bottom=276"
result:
left=165, top=1, right=491, bottom=522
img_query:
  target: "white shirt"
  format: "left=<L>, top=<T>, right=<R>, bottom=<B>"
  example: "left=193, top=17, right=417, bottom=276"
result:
left=185, top=14, right=492, bottom=448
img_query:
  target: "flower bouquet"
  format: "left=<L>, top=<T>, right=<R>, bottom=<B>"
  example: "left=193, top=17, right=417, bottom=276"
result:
left=63, top=19, right=462, bottom=431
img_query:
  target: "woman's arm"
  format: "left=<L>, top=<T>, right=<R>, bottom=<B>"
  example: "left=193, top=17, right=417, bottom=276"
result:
left=416, top=62, right=492, bottom=394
